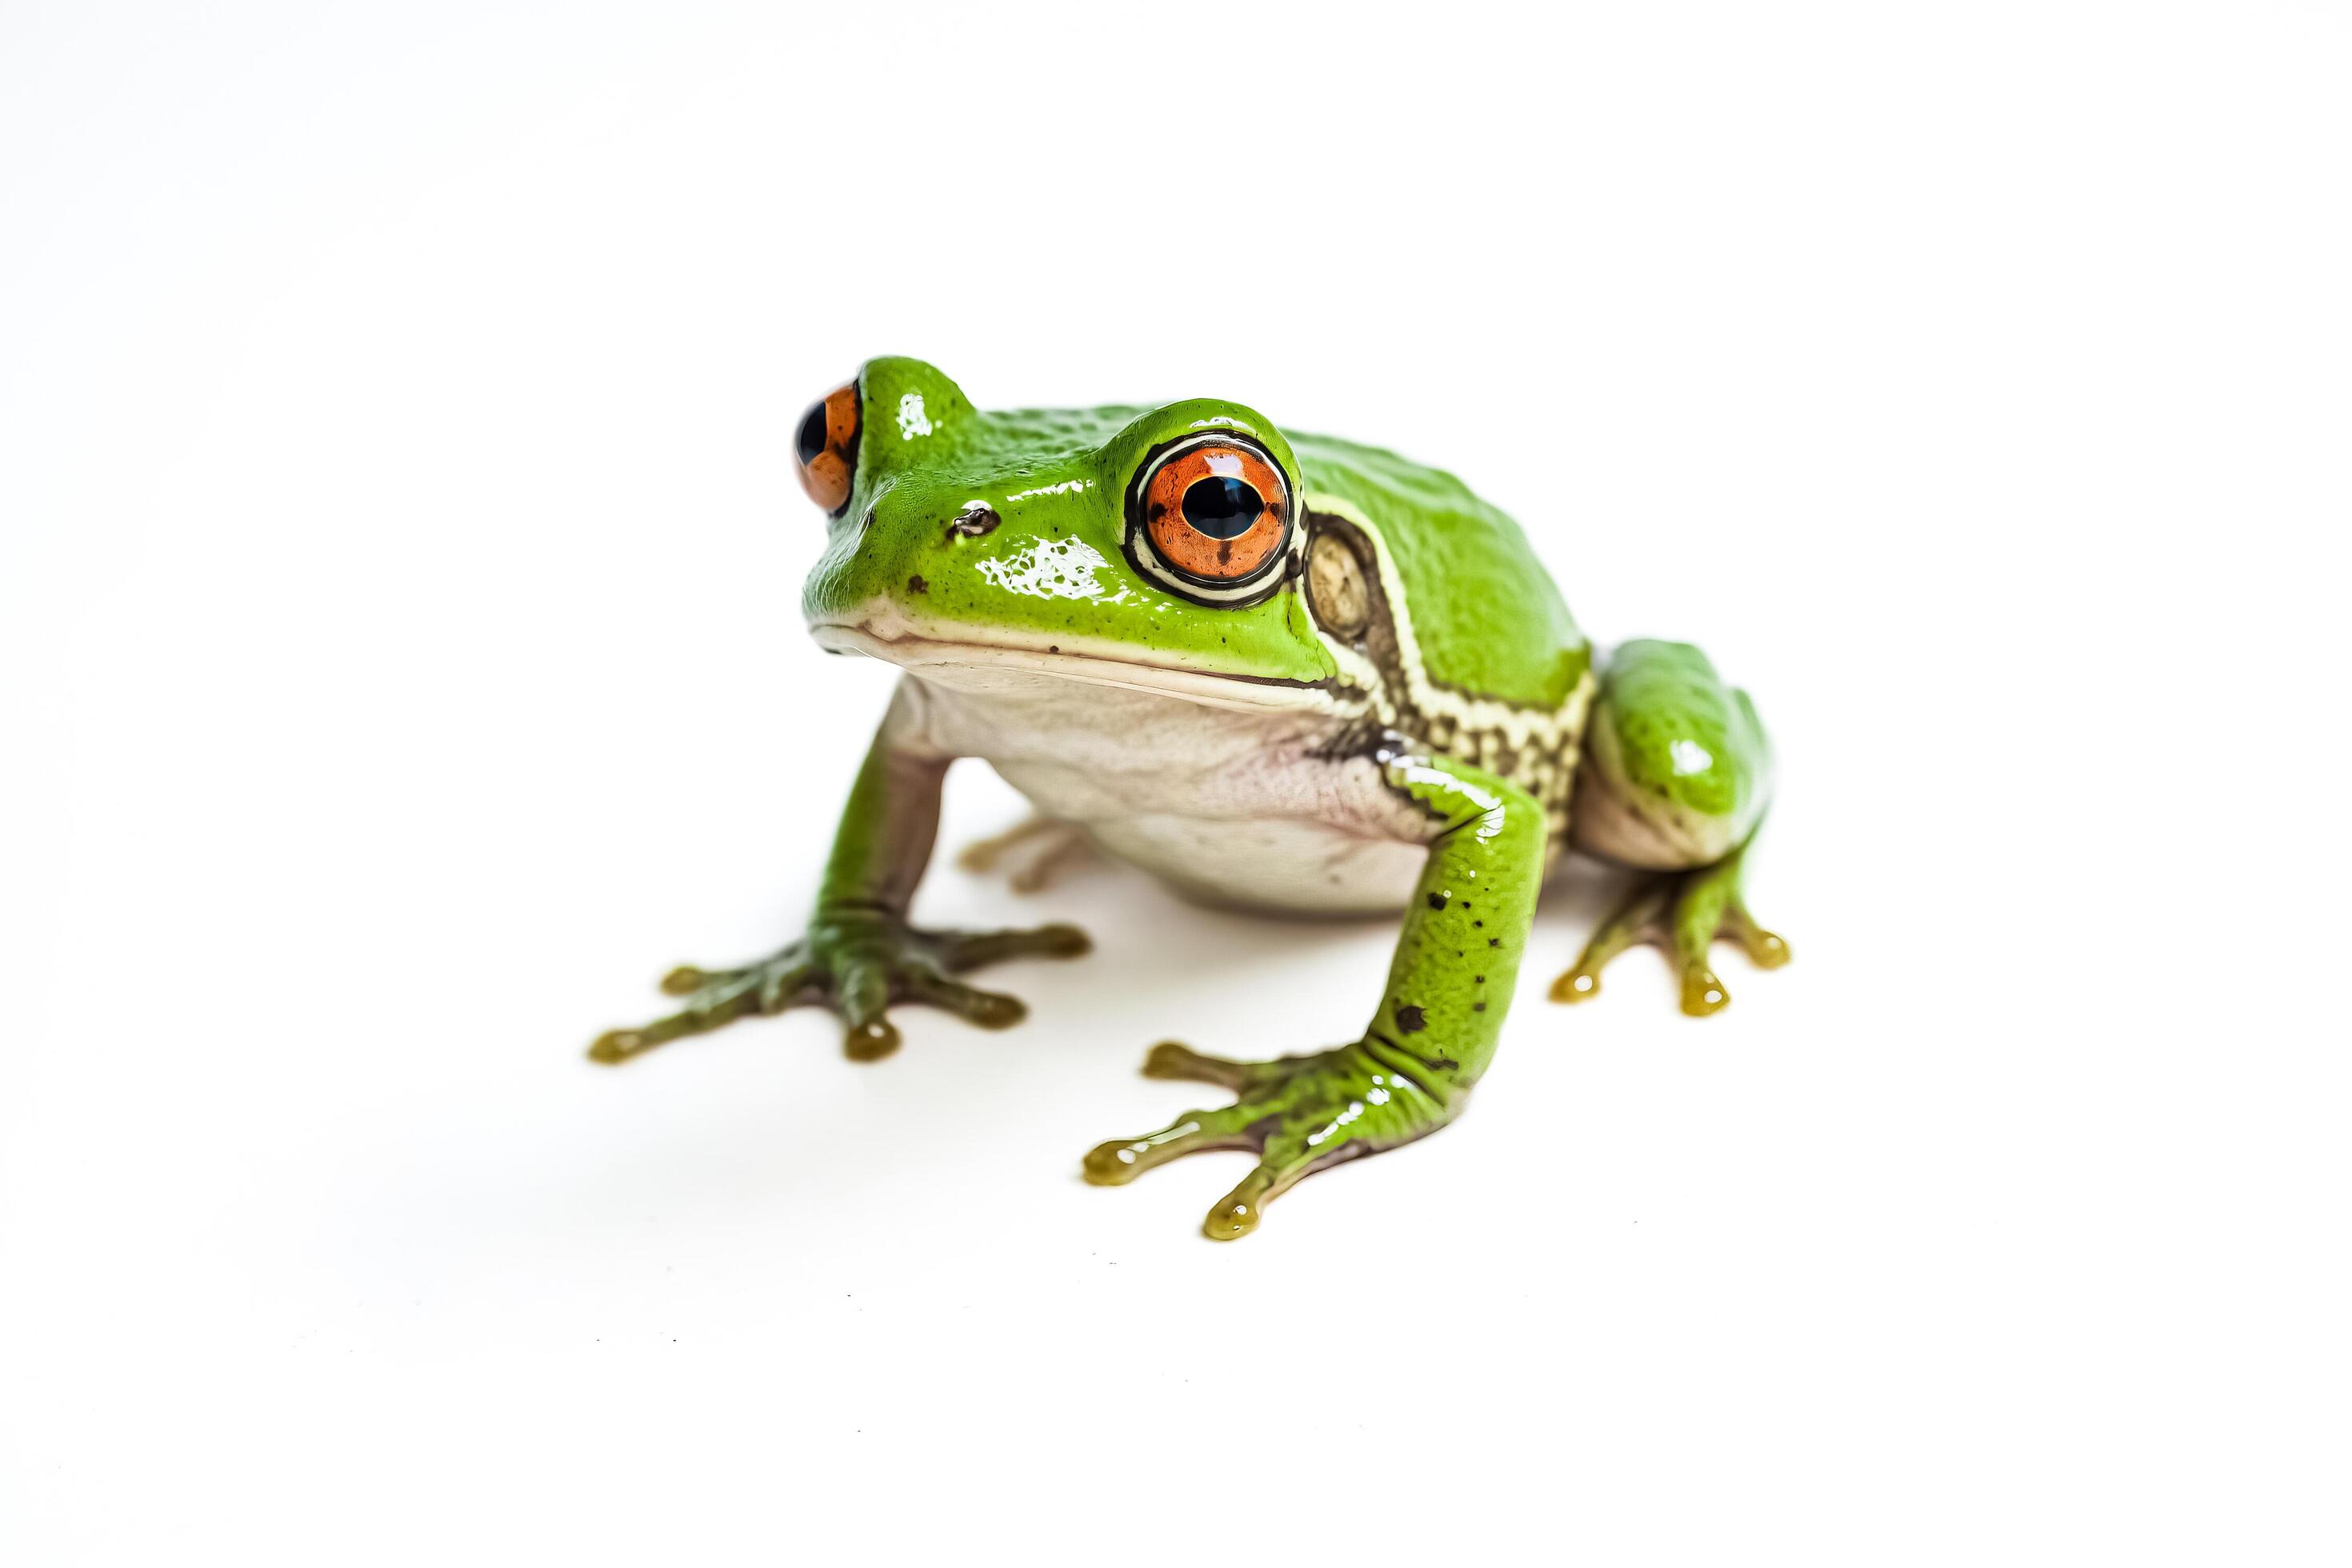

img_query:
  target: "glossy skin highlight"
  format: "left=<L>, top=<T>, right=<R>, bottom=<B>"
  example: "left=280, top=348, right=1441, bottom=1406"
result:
left=593, top=358, right=1791, bottom=1239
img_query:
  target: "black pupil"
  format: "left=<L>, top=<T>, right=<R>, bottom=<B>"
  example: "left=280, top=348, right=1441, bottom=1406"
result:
left=1181, top=476, right=1263, bottom=539
left=795, top=402, right=830, bottom=466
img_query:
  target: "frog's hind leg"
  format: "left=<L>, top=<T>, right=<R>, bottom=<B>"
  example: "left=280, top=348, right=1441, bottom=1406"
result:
left=956, top=813, right=1094, bottom=894
left=1553, top=638, right=1791, bottom=1017
left=1553, top=839, right=1790, bottom=1015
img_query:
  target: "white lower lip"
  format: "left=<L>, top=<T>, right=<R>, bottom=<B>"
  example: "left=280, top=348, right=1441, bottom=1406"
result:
left=808, top=618, right=1326, bottom=714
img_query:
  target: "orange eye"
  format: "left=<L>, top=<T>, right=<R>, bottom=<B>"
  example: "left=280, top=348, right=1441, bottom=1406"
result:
left=793, top=381, right=862, bottom=515
left=1130, top=436, right=1292, bottom=598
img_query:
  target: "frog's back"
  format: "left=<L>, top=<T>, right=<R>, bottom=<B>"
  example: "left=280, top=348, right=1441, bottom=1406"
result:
left=1287, top=430, right=1588, bottom=712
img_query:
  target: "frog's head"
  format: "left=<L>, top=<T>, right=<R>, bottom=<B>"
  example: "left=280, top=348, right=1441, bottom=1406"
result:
left=795, top=357, right=1363, bottom=711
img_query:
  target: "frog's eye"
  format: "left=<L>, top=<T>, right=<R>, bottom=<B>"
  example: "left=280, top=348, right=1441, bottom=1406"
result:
left=793, top=380, right=862, bottom=516
left=1125, top=434, right=1296, bottom=605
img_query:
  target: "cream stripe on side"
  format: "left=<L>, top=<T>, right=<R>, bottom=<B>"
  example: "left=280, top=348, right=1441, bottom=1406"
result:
left=1302, top=492, right=1597, bottom=760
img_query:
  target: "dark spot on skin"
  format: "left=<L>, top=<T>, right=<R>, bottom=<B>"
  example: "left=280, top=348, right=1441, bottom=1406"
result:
left=1427, top=892, right=1449, bottom=910
left=906, top=574, right=927, bottom=594
left=1047, top=645, right=1059, bottom=654
left=1489, top=938, right=1501, bottom=948
left=1473, top=920, right=1483, bottom=928
left=1474, top=976, right=1485, bottom=985
left=1460, top=902, right=1471, bottom=910
left=1474, top=1002, right=1486, bottom=1013
left=949, top=505, right=1001, bottom=538
left=1394, top=1004, right=1427, bottom=1034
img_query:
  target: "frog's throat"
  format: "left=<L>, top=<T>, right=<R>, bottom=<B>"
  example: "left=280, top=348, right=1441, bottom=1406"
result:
left=808, top=608, right=1342, bottom=716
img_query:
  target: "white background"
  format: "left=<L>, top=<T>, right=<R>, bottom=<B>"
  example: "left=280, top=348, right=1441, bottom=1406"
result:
left=4, top=3, right=2346, bottom=1562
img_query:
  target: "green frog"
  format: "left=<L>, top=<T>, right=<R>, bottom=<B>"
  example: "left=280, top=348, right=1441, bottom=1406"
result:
left=591, top=358, right=1790, bottom=1239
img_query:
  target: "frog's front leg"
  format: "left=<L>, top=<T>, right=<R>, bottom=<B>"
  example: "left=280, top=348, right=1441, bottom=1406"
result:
left=1082, top=751, right=1546, bottom=1240
left=1552, top=638, right=1791, bottom=1016
left=590, top=682, right=1088, bottom=1065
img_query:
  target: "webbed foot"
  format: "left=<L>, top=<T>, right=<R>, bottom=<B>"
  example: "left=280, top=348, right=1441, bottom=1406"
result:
left=590, top=908, right=1089, bottom=1064
left=1551, top=849, right=1788, bottom=1017
left=1082, top=1039, right=1455, bottom=1240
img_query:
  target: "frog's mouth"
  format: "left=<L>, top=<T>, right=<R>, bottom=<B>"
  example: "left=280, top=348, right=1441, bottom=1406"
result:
left=809, top=606, right=1333, bottom=714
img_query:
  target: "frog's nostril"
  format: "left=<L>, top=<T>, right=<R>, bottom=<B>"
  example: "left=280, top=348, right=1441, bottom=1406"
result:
left=949, top=505, right=1002, bottom=538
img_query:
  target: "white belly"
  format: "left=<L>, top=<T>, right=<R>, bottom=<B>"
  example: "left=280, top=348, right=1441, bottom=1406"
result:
left=1054, top=806, right=1424, bottom=916
left=894, top=666, right=1424, bottom=916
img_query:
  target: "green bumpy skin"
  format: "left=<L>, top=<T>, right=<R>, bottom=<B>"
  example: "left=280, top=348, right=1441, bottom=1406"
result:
left=593, top=357, right=1791, bottom=1239
left=1285, top=428, right=1590, bottom=709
